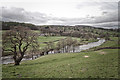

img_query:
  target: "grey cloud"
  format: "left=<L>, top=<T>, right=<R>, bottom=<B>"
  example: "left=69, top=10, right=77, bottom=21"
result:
left=77, top=2, right=118, bottom=11
left=50, top=10, right=118, bottom=26
left=1, top=2, right=118, bottom=29
left=93, top=21, right=118, bottom=29
left=76, top=2, right=118, bottom=23
left=50, top=2, right=118, bottom=27
left=94, top=11, right=118, bottom=23
left=100, top=2, right=118, bottom=11
left=1, top=7, right=49, bottom=24
left=76, top=2, right=99, bottom=9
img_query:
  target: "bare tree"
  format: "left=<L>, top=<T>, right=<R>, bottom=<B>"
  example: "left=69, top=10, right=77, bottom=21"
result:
left=56, top=41, right=62, bottom=53
left=2, top=26, right=39, bottom=65
left=30, top=41, right=39, bottom=60
left=65, top=37, right=73, bottom=52
left=56, top=39, right=66, bottom=53
left=72, top=39, right=78, bottom=52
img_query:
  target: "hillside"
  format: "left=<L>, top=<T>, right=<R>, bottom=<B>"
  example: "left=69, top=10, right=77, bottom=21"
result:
left=1, top=21, right=120, bottom=31
left=2, top=37, right=119, bottom=78
left=1, top=21, right=38, bottom=30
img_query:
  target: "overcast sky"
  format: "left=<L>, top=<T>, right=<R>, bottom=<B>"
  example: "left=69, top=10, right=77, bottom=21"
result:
left=0, top=0, right=119, bottom=28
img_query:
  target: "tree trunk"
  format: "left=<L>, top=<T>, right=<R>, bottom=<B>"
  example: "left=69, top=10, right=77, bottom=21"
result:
left=63, top=47, right=64, bottom=53
left=73, top=46, right=75, bottom=52
left=32, top=54, right=34, bottom=60
left=46, top=51, right=49, bottom=55
left=14, top=58, right=22, bottom=65
left=14, top=53, right=24, bottom=66
left=15, top=60, right=20, bottom=65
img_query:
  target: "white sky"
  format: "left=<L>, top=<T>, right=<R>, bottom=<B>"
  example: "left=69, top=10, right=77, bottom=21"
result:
left=0, top=2, right=96, bottom=18
left=0, top=0, right=118, bottom=18
left=0, top=0, right=119, bottom=28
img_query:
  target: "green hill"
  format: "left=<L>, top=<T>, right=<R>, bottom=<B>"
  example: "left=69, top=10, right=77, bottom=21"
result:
left=2, top=37, right=119, bottom=78
left=2, top=49, right=118, bottom=78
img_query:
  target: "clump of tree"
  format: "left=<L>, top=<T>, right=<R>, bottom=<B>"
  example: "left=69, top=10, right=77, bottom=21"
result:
left=2, top=26, right=39, bottom=65
left=72, top=39, right=78, bottom=52
left=39, top=25, right=99, bottom=40
left=30, top=42, right=39, bottom=60
left=56, top=38, right=79, bottom=53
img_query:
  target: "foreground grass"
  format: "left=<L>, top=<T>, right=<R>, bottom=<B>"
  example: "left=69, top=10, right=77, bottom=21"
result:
left=2, top=48, right=118, bottom=78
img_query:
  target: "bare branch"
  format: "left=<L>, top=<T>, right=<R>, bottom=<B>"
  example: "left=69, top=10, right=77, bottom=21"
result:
left=2, top=48, right=14, bottom=53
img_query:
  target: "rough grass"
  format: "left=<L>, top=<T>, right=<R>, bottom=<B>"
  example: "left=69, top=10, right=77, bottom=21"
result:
left=2, top=48, right=118, bottom=78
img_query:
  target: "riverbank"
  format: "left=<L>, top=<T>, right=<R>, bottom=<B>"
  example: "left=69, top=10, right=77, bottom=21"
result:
left=82, top=37, right=119, bottom=52
left=2, top=38, right=104, bottom=64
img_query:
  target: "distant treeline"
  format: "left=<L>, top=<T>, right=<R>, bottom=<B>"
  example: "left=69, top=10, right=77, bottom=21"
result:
left=1, top=21, right=120, bottom=32
left=1, top=21, right=39, bottom=30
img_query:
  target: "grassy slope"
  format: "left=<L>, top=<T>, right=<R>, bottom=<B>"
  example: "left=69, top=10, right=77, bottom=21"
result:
left=83, top=37, right=119, bottom=52
left=2, top=37, right=119, bottom=78
left=98, top=37, right=119, bottom=47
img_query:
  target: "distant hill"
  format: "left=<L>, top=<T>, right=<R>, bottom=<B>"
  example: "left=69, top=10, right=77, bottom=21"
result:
left=1, top=21, right=39, bottom=30
left=1, top=21, right=119, bottom=32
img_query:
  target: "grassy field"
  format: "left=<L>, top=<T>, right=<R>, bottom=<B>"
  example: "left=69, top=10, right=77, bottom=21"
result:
left=38, top=36, right=95, bottom=48
left=2, top=37, right=119, bottom=78
left=38, top=36, right=67, bottom=48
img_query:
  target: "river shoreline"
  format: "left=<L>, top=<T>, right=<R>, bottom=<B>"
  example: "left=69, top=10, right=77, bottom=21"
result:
left=2, top=39, right=105, bottom=64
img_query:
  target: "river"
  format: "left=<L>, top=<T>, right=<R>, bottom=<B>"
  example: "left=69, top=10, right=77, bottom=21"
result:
left=1, top=39, right=105, bottom=64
